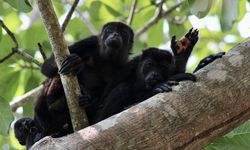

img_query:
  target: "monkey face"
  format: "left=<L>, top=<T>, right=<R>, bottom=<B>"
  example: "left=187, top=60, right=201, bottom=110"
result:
left=104, top=31, right=123, bottom=49
left=137, top=48, right=175, bottom=89
left=137, top=59, right=164, bottom=89
left=101, top=22, right=134, bottom=53
left=14, top=118, right=34, bottom=145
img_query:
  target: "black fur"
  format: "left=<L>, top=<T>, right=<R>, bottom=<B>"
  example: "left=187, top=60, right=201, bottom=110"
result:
left=14, top=117, right=43, bottom=149
left=41, top=22, right=134, bottom=107
left=193, top=52, right=225, bottom=73
left=94, top=47, right=197, bottom=123
left=14, top=22, right=134, bottom=148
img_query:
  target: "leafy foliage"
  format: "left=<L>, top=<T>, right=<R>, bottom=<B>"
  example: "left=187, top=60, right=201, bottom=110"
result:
left=0, top=0, right=249, bottom=149
left=205, top=121, right=250, bottom=150
left=3, top=0, right=32, bottom=13
left=0, top=97, right=14, bottom=136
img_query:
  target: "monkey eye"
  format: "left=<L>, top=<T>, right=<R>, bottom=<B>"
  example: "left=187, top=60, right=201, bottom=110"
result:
left=105, top=28, right=112, bottom=33
left=120, top=30, right=127, bottom=36
left=30, top=127, right=38, bottom=133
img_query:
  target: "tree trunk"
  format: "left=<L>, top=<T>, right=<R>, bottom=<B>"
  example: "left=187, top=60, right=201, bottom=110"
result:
left=31, top=39, right=250, bottom=150
left=36, top=0, right=88, bottom=130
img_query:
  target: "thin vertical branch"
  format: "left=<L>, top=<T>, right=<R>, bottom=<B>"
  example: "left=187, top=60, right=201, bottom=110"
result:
left=61, top=0, right=79, bottom=32
left=127, top=0, right=137, bottom=26
left=38, top=43, right=47, bottom=61
left=36, top=0, right=89, bottom=131
left=76, top=10, right=98, bottom=34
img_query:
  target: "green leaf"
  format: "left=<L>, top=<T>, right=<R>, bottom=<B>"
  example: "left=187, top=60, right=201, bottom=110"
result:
left=168, top=23, right=186, bottom=39
left=188, top=0, right=212, bottom=18
left=0, top=97, right=14, bottom=136
left=220, top=0, right=238, bottom=31
left=89, top=1, right=103, bottom=20
left=0, top=26, right=2, bottom=41
left=3, top=0, right=32, bottom=13
left=205, top=121, right=250, bottom=150
left=147, top=20, right=164, bottom=46
left=103, top=4, right=122, bottom=17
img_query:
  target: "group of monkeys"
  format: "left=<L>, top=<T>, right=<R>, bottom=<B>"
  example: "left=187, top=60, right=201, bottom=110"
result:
left=13, top=22, right=225, bottom=149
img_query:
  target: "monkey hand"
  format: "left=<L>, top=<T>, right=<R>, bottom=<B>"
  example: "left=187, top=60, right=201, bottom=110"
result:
left=58, top=54, right=83, bottom=75
left=171, top=28, right=199, bottom=57
left=193, top=52, right=225, bottom=73
left=152, top=80, right=179, bottom=94
left=79, top=93, right=91, bottom=107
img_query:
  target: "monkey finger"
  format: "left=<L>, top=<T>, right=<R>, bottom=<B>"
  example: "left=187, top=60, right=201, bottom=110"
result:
left=59, top=62, right=82, bottom=75
left=160, top=84, right=172, bottom=92
left=185, top=27, right=193, bottom=38
left=171, top=36, right=177, bottom=49
left=59, top=57, right=83, bottom=73
left=61, top=54, right=81, bottom=67
left=154, top=88, right=164, bottom=93
left=166, top=80, right=179, bottom=86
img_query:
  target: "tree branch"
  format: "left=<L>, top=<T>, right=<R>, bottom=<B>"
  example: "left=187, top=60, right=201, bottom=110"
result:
left=36, top=0, right=88, bottom=130
left=31, top=39, right=250, bottom=150
left=15, top=48, right=42, bottom=66
left=0, top=20, right=42, bottom=67
left=10, top=85, right=44, bottom=112
left=61, top=0, right=79, bottom=32
left=75, top=10, right=98, bottom=34
left=127, top=0, right=137, bottom=26
left=135, top=1, right=184, bottom=37
left=37, top=43, right=47, bottom=61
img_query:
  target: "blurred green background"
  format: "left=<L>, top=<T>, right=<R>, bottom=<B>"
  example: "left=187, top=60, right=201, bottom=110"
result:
left=0, top=0, right=250, bottom=149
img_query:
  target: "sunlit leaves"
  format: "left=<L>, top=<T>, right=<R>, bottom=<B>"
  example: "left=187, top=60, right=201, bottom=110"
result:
left=205, top=121, right=250, bottom=150
left=0, top=97, right=14, bottom=136
left=220, top=0, right=239, bottom=31
left=0, top=27, right=2, bottom=41
left=3, top=0, right=32, bottom=13
left=148, top=20, right=164, bottom=46
left=188, top=0, right=213, bottom=18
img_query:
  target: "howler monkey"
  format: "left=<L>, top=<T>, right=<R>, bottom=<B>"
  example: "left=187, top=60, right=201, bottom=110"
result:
left=93, top=28, right=200, bottom=122
left=23, top=22, right=134, bottom=145
left=93, top=47, right=196, bottom=122
left=41, top=22, right=134, bottom=107
left=14, top=77, right=73, bottom=149
left=14, top=117, right=43, bottom=149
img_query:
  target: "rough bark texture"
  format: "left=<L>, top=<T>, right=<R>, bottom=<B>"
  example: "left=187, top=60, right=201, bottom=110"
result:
left=31, top=39, right=250, bottom=150
left=36, top=0, right=88, bottom=130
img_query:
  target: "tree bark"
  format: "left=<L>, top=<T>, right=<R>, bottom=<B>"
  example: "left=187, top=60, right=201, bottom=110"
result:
left=30, top=39, right=250, bottom=149
left=36, top=0, right=88, bottom=130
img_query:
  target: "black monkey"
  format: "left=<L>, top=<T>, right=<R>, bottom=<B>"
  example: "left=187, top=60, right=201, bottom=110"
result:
left=29, top=22, right=133, bottom=142
left=14, top=77, right=74, bottom=149
left=94, top=47, right=196, bottom=123
left=14, top=117, right=43, bottom=150
left=34, top=76, right=73, bottom=137
left=41, top=22, right=134, bottom=107
left=93, top=28, right=200, bottom=122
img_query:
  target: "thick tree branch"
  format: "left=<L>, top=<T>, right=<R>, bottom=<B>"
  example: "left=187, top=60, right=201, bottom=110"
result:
left=0, top=20, right=42, bottom=66
left=10, top=85, right=43, bottom=112
left=135, top=1, right=184, bottom=37
left=36, top=0, right=88, bottom=130
left=61, top=0, right=79, bottom=32
left=31, top=39, right=250, bottom=149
